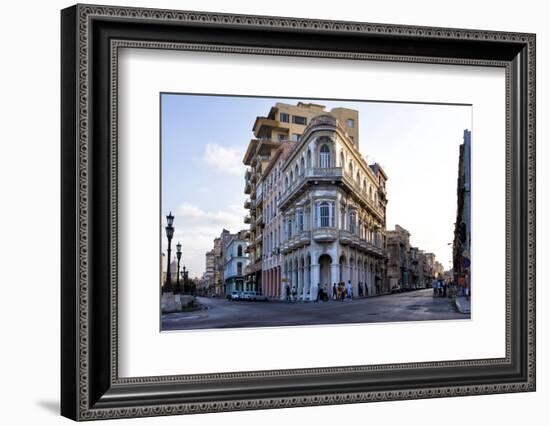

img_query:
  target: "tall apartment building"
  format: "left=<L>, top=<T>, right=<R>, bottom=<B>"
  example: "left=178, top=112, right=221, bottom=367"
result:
left=278, top=113, right=389, bottom=300
left=242, top=102, right=345, bottom=293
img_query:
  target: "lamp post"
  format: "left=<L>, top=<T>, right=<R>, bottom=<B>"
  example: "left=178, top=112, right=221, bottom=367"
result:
left=175, top=242, right=182, bottom=294
left=164, top=212, right=174, bottom=294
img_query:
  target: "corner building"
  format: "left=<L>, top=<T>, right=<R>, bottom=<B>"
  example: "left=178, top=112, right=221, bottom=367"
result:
left=278, top=113, right=389, bottom=301
left=243, top=102, right=341, bottom=294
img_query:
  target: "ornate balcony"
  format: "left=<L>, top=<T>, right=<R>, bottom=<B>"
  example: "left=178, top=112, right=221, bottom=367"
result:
left=312, top=227, right=338, bottom=243
left=244, top=181, right=251, bottom=194
left=298, top=230, right=311, bottom=246
left=244, top=215, right=251, bottom=224
left=244, top=199, right=251, bottom=209
left=339, top=229, right=353, bottom=245
left=279, top=167, right=343, bottom=209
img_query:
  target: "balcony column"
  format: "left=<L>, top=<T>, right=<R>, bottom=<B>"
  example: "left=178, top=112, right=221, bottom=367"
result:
left=303, top=264, right=310, bottom=299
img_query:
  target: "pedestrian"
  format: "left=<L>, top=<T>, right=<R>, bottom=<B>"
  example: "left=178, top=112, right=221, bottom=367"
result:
left=332, top=283, right=337, bottom=300
left=347, top=280, right=353, bottom=300
left=285, top=283, right=290, bottom=302
left=340, top=283, right=345, bottom=302
left=443, top=281, right=447, bottom=297
left=358, top=282, right=363, bottom=297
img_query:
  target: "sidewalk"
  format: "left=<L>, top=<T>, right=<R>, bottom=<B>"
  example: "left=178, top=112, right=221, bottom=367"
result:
left=454, top=296, right=471, bottom=314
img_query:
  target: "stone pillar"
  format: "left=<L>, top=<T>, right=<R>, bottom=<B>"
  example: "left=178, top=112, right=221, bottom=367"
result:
left=280, top=265, right=287, bottom=301
left=310, top=263, right=320, bottom=301
left=330, top=263, right=339, bottom=291
left=297, top=264, right=304, bottom=300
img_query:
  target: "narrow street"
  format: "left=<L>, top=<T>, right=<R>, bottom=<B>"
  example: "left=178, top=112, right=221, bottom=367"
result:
left=161, top=288, right=468, bottom=331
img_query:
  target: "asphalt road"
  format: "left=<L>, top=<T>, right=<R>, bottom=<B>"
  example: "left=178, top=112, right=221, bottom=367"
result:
left=161, top=288, right=468, bottom=331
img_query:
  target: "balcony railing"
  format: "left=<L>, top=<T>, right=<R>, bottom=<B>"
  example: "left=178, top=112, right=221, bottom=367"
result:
left=244, top=215, right=251, bottom=224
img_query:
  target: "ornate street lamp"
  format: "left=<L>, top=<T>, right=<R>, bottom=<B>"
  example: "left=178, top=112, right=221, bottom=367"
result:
left=164, top=212, right=175, bottom=293
left=175, top=242, right=182, bottom=294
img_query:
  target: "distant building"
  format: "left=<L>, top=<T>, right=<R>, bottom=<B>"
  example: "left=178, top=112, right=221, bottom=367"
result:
left=387, top=226, right=443, bottom=290
left=204, top=250, right=215, bottom=294
left=224, top=230, right=250, bottom=294
left=387, top=225, right=411, bottom=290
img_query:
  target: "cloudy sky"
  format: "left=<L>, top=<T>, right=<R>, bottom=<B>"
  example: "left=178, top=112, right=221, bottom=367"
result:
left=161, top=94, right=471, bottom=278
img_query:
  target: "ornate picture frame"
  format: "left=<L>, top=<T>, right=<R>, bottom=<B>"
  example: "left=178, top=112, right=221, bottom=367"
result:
left=61, top=4, right=536, bottom=421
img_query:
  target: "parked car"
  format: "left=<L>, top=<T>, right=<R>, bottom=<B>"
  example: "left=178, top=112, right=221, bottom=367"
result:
left=227, top=291, right=241, bottom=301
left=390, top=285, right=402, bottom=294
left=241, top=291, right=268, bottom=302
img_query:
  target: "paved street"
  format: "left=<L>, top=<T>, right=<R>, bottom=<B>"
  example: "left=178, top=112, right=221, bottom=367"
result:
left=162, top=289, right=468, bottom=331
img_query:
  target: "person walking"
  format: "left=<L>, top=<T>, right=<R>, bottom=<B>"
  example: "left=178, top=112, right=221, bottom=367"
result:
left=340, top=283, right=345, bottom=302
left=347, top=280, right=353, bottom=300
left=285, top=283, right=290, bottom=302
left=432, top=278, right=438, bottom=297
left=332, top=283, right=337, bottom=300
left=358, top=282, right=363, bottom=297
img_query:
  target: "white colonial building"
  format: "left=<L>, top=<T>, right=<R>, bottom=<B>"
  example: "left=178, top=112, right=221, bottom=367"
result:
left=278, top=114, right=389, bottom=301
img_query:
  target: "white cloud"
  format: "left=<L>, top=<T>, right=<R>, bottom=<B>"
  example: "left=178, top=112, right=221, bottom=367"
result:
left=201, top=143, right=246, bottom=176
left=161, top=202, right=247, bottom=277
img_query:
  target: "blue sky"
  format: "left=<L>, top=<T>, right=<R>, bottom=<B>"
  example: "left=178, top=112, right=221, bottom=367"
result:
left=161, top=94, right=471, bottom=277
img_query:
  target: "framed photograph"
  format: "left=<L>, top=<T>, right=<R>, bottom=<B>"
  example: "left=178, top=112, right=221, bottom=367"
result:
left=61, top=4, right=536, bottom=421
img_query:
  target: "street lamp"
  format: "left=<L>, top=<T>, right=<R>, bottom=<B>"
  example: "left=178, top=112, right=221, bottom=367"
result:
left=164, top=212, right=175, bottom=293
left=175, top=242, right=182, bottom=294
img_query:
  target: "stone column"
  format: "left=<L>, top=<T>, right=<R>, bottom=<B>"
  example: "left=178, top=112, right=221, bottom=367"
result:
left=310, top=263, right=320, bottom=301
left=280, top=264, right=287, bottom=301
left=297, top=263, right=304, bottom=300
left=330, top=263, right=339, bottom=289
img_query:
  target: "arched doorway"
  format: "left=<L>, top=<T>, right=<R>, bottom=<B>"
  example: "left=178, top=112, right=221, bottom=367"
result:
left=319, top=254, right=332, bottom=290
left=339, top=254, right=347, bottom=283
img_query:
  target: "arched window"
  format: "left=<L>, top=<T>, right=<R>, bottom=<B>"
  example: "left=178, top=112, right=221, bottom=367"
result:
left=290, top=170, right=294, bottom=183
left=306, top=149, right=312, bottom=168
left=300, top=157, right=305, bottom=175
left=285, top=176, right=289, bottom=190
left=287, top=217, right=293, bottom=239
left=356, top=172, right=361, bottom=185
left=340, top=151, right=345, bottom=167
left=237, top=262, right=243, bottom=276
left=296, top=210, right=304, bottom=232
left=317, top=201, right=334, bottom=228
left=348, top=160, right=353, bottom=176
left=294, top=164, right=299, bottom=179
left=369, top=186, right=373, bottom=200
left=319, top=202, right=330, bottom=227
left=237, top=245, right=242, bottom=257
left=349, top=210, right=357, bottom=234
left=363, top=179, right=367, bottom=193
left=319, top=144, right=330, bottom=168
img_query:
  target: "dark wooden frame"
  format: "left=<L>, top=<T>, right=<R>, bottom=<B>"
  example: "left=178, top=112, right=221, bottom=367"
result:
left=61, top=4, right=536, bottom=421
